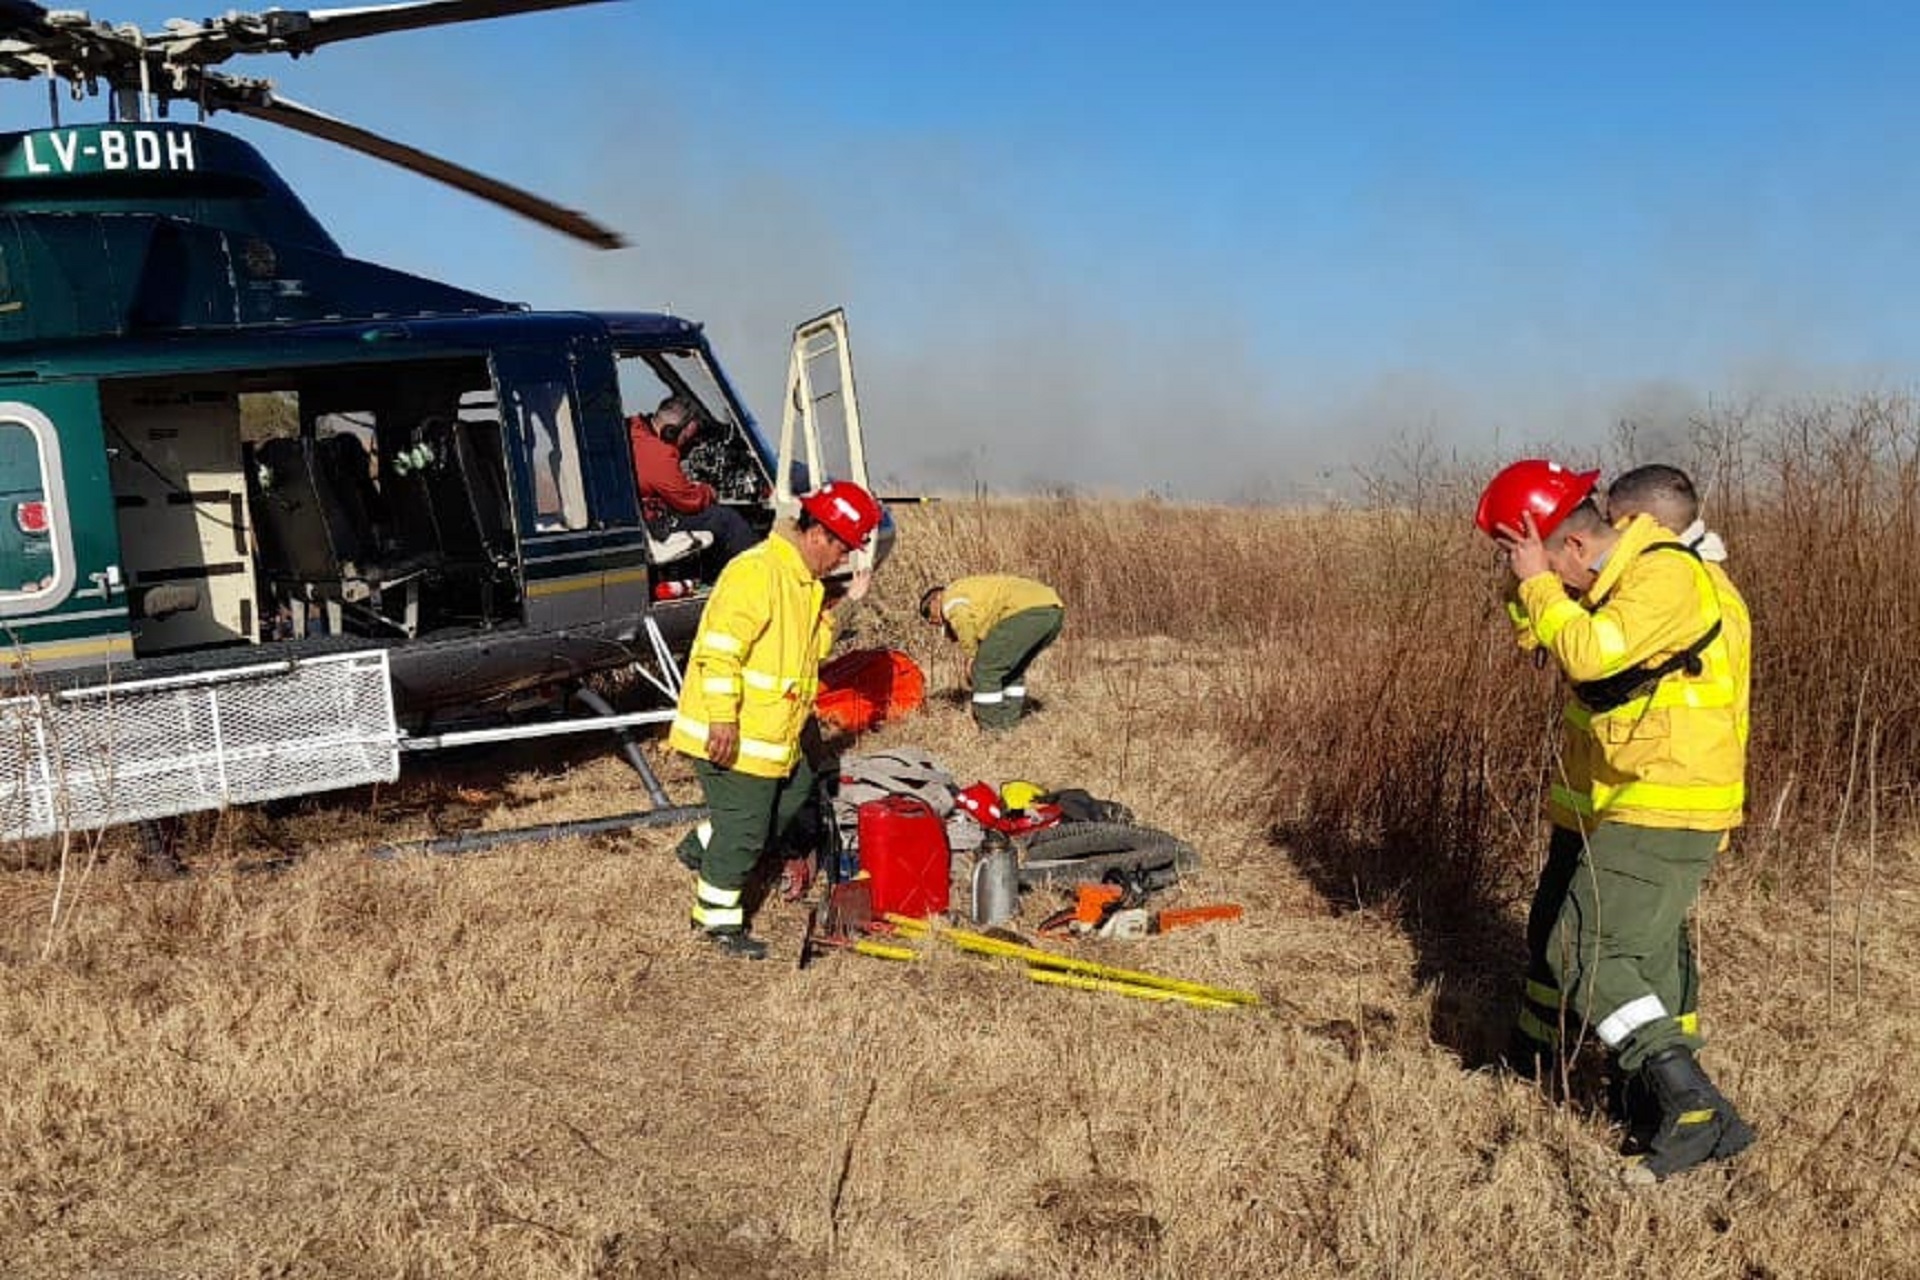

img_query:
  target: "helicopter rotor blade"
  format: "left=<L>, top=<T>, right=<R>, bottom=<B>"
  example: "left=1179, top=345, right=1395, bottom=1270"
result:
left=0, top=1, right=90, bottom=81
left=153, top=0, right=624, bottom=65
left=288, top=0, right=621, bottom=53
left=0, top=0, right=48, bottom=35
left=208, top=80, right=624, bottom=250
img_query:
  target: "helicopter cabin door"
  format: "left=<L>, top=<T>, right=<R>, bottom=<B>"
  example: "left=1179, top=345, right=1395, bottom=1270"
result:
left=101, top=384, right=257, bottom=654
left=491, top=347, right=646, bottom=631
left=0, top=380, right=131, bottom=673
left=775, top=308, right=874, bottom=571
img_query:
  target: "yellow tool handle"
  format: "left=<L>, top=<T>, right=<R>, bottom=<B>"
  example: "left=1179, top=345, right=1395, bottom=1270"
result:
left=1025, top=967, right=1241, bottom=1010
left=852, top=940, right=921, bottom=963
left=884, top=914, right=1259, bottom=1006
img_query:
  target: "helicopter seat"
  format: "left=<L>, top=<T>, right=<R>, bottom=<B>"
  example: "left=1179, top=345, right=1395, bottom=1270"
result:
left=253, top=437, right=371, bottom=586
left=251, top=436, right=433, bottom=635
left=313, top=434, right=389, bottom=559
left=318, top=432, right=442, bottom=584
left=376, top=418, right=499, bottom=578
left=449, top=418, right=517, bottom=567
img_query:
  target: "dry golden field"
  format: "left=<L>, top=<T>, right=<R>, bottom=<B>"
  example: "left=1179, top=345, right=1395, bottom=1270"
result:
left=3, top=427, right=1919, bottom=1277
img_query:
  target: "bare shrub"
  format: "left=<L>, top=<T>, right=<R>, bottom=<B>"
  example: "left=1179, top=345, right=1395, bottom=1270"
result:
left=1703, top=397, right=1920, bottom=876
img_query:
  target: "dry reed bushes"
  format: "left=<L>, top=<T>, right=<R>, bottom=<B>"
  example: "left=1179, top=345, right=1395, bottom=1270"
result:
left=1680, top=397, right=1920, bottom=880
left=0, top=447, right=1916, bottom=1277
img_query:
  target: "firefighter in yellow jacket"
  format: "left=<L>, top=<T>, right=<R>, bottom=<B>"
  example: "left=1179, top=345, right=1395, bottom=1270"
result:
left=1603, top=465, right=1751, bottom=1023
left=1478, top=458, right=1752, bottom=1181
left=918, top=574, right=1065, bottom=728
left=670, top=481, right=882, bottom=960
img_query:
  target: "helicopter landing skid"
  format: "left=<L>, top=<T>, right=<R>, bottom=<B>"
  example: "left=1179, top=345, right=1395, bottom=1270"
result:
left=385, top=696, right=703, bottom=860
left=391, top=612, right=696, bottom=857
left=368, top=803, right=709, bottom=861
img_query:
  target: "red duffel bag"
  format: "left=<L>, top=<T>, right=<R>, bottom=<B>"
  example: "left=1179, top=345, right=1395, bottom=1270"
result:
left=815, top=648, right=926, bottom=734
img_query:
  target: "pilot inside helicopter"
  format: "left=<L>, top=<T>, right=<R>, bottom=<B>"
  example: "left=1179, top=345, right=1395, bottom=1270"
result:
left=628, top=394, right=759, bottom=567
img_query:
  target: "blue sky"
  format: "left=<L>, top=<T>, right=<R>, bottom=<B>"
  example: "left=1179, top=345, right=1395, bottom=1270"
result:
left=4, top=1, right=1919, bottom=496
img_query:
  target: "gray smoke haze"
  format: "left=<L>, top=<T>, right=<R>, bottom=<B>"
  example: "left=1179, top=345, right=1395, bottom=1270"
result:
left=546, top=109, right=1365, bottom=501
left=538, top=111, right=1913, bottom=503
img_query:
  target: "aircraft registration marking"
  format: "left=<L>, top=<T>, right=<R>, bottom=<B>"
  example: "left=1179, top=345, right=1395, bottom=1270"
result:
left=21, top=129, right=197, bottom=176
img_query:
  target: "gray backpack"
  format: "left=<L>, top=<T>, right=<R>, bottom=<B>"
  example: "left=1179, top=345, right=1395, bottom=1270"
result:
left=832, top=748, right=981, bottom=853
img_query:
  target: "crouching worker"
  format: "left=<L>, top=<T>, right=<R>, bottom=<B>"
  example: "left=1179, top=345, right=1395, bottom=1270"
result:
left=1478, top=459, right=1752, bottom=1181
left=669, top=481, right=882, bottom=959
left=918, top=575, right=1064, bottom=729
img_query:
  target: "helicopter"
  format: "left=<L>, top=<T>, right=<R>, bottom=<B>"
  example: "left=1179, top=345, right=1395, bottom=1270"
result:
left=0, top=0, right=891, bottom=841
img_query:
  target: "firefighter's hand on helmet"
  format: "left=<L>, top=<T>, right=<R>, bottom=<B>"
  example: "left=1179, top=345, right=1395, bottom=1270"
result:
left=1495, top=512, right=1551, bottom=581
left=707, top=722, right=741, bottom=769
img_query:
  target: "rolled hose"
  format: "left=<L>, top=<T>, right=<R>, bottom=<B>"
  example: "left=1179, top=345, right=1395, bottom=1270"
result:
left=1013, top=821, right=1200, bottom=888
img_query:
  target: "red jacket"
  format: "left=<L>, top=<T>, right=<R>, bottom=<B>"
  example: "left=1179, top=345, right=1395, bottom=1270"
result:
left=628, top=416, right=715, bottom=518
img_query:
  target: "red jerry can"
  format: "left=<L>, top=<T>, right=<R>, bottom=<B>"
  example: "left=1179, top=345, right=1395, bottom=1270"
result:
left=856, top=796, right=951, bottom=918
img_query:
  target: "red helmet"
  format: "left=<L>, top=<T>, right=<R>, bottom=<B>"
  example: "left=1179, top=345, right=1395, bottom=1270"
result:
left=955, top=781, right=1061, bottom=834
left=956, top=782, right=1004, bottom=825
left=1474, top=459, right=1600, bottom=539
left=799, top=481, right=883, bottom=548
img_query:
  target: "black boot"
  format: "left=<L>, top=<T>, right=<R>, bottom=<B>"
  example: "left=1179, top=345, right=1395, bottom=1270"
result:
left=1609, top=1070, right=1659, bottom=1155
left=1702, top=1077, right=1757, bottom=1161
left=704, top=929, right=768, bottom=961
left=1636, top=1047, right=1730, bottom=1180
left=1619, top=1055, right=1756, bottom=1162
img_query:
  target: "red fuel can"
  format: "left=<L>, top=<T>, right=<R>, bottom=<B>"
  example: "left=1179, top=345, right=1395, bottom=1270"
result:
left=856, top=796, right=952, bottom=918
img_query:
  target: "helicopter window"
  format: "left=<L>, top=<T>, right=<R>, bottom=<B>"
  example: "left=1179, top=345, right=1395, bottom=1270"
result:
left=615, top=349, right=739, bottom=435
left=239, top=391, right=299, bottom=443
left=660, top=351, right=742, bottom=435
left=507, top=380, right=589, bottom=532
left=0, top=410, right=64, bottom=606
left=615, top=354, right=676, bottom=426
left=616, top=349, right=772, bottom=505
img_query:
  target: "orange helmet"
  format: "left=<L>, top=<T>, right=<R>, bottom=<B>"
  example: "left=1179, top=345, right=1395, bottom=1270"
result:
left=799, top=481, right=883, bottom=548
left=1474, top=459, right=1599, bottom=540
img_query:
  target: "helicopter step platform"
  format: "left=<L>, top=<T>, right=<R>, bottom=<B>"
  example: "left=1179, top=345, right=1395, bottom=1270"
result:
left=0, top=650, right=399, bottom=840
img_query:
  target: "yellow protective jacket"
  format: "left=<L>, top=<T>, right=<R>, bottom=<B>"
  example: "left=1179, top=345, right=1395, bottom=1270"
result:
left=669, top=531, right=833, bottom=778
left=1516, top=514, right=1746, bottom=832
left=1705, top=560, right=1752, bottom=750
left=1506, top=529, right=1754, bottom=745
left=941, top=575, right=1064, bottom=656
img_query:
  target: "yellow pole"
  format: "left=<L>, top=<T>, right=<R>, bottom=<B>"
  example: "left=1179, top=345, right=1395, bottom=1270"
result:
left=850, top=939, right=921, bottom=963
left=1026, top=967, right=1242, bottom=1010
left=884, top=914, right=1260, bottom=1007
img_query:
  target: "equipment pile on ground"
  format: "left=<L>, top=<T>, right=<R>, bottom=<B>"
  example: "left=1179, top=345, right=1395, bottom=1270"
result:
left=800, top=898, right=1259, bottom=1011
left=801, top=754, right=1251, bottom=1005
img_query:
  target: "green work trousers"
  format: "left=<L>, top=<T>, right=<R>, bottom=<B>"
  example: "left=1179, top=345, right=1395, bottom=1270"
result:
left=676, top=754, right=816, bottom=904
left=1517, top=827, right=1707, bottom=1057
left=1524, top=822, right=1719, bottom=1073
left=970, top=605, right=1064, bottom=729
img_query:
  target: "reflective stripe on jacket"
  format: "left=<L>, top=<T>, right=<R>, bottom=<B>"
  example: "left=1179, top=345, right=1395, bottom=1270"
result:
left=669, top=532, right=833, bottom=779
left=942, top=575, right=1064, bottom=656
left=1517, top=513, right=1747, bottom=832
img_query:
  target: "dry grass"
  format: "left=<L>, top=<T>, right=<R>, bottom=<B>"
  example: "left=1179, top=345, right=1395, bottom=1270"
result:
left=2, top=476, right=1918, bottom=1278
